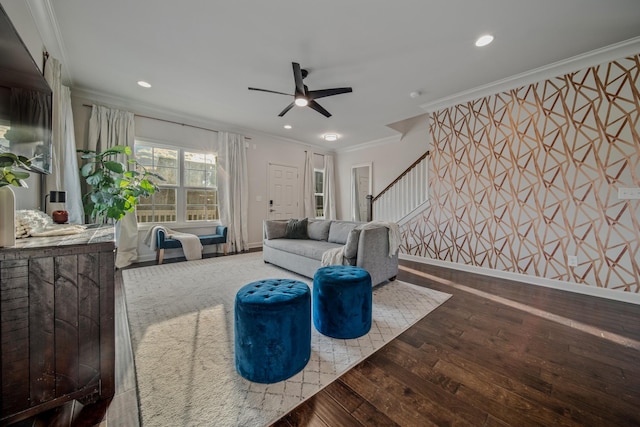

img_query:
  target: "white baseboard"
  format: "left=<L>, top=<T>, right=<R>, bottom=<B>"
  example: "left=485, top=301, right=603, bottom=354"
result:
left=400, top=254, right=640, bottom=305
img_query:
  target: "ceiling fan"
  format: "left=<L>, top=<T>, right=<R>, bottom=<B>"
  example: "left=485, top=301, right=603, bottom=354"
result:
left=248, top=62, right=352, bottom=118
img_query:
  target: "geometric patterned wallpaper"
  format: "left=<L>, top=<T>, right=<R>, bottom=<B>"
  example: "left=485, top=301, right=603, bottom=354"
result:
left=401, top=54, right=640, bottom=294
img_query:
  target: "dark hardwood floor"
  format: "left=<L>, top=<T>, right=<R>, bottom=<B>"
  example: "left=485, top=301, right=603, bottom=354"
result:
left=12, top=255, right=640, bottom=426
left=274, top=261, right=640, bottom=426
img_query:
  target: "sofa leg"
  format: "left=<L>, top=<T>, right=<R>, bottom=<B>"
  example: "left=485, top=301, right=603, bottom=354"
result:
left=157, top=248, right=164, bottom=265
left=389, top=275, right=397, bottom=282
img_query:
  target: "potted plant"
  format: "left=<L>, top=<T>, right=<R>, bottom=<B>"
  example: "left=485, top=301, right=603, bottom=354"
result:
left=78, top=145, right=163, bottom=223
left=0, top=152, right=32, bottom=188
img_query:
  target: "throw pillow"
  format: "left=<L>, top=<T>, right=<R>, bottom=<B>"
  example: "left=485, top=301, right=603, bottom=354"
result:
left=343, top=228, right=361, bottom=259
left=328, top=221, right=358, bottom=244
left=307, top=220, right=331, bottom=241
left=285, top=218, right=308, bottom=239
left=264, top=220, right=287, bottom=240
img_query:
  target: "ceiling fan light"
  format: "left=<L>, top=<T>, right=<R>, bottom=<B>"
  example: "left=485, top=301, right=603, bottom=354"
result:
left=294, top=97, right=308, bottom=107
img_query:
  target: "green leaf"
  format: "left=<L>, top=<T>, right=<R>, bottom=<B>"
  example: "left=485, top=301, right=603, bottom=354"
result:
left=86, top=170, right=104, bottom=186
left=104, top=161, right=125, bottom=174
left=139, top=179, right=155, bottom=192
left=12, top=171, right=30, bottom=179
left=81, top=163, right=94, bottom=177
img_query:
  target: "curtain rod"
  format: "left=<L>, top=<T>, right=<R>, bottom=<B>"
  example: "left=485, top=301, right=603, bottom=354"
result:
left=82, top=103, right=251, bottom=140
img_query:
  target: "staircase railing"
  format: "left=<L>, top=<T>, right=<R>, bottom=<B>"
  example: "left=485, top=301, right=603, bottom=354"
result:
left=368, top=150, right=430, bottom=223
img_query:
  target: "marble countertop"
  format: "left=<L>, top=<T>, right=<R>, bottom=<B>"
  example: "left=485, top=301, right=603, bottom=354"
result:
left=6, top=224, right=115, bottom=250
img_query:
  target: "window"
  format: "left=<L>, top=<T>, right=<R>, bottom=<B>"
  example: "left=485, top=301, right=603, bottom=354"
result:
left=135, top=144, right=178, bottom=223
left=134, top=140, right=219, bottom=223
left=314, top=168, right=324, bottom=218
left=184, top=151, right=218, bottom=221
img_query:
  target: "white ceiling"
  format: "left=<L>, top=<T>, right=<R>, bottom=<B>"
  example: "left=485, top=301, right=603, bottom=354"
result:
left=37, top=0, right=640, bottom=149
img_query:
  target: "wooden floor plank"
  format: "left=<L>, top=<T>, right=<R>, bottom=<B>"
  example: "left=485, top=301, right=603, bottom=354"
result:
left=369, top=351, right=490, bottom=425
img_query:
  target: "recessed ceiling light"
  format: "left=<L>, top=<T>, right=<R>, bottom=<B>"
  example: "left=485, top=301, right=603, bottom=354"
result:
left=475, top=34, right=494, bottom=47
left=137, top=80, right=152, bottom=88
left=284, top=125, right=292, bottom=129
left=323, top=134, right=338, bottom=142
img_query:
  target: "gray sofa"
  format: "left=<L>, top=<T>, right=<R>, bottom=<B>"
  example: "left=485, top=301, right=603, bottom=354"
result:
left=263, top=219, right=398, bottom=286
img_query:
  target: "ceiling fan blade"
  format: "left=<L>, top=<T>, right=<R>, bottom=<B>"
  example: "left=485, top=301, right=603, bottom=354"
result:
left=307, top=87, right=353, bottom=100
left=292, top=62, right=305, bottom=96
left=278, top=102, right=296, bottom=117
left=308, top=100, right=331, bottom=118
left=248, top=87, right=293, bottom=96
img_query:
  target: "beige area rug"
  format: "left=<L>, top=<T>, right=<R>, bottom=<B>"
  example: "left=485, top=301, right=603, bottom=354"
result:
left=123, top=252, right=451, bottom=426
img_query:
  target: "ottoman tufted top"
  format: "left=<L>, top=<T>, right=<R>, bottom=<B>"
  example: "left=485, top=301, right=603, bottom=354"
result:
left=314, top=265, right=371, bottom=284
left=236, top=279, right=309, bottom=307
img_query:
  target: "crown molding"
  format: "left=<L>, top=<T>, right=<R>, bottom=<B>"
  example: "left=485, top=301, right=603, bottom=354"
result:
left=26, top=0, right=73, bottom=84
left=420, top=36, right=640, bottom=113
left=335, top=134, right=402, bottom=154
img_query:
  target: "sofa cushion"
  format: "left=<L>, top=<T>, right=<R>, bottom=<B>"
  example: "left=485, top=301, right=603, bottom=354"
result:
left=264, top=238, right=342, bottom=260
left=265, top=220, right=287, bottom=240
left=343, top=229, right=361, bottom=259
left=285, top=218, right=308, bottom=239
left=328, top=221, right=359, bottom=244
left=307, top=220, right=331, bottom=241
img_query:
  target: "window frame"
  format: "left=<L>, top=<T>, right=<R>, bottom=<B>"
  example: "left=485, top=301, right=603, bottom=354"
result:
left=314, top=167, right=325, bottom=219
left=134, top=138, right=220, bottom=227
left=183, top=149, right=219, bottom=222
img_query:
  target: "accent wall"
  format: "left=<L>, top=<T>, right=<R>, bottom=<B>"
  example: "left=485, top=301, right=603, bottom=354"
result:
left=402, top=54, right=640, bottom=294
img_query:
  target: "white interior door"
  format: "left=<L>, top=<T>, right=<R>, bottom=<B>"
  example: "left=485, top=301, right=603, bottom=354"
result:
left=268, top=163, right=299, bottom=220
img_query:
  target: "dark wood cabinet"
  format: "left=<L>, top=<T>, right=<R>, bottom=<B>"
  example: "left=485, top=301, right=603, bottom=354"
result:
left=0, top=226, right=115, bottom=425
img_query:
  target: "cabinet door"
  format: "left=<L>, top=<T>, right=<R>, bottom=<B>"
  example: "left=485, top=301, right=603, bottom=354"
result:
left=1, top=247, right=114, bottom=422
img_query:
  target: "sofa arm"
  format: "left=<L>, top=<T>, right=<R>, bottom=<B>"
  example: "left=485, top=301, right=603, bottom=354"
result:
left=216, top=225, right=228, bottom=239
left=156, top=228, right=168, bottom=248
left=356, top=226, right=399, bottom=285
left=357, top=227, right=389, bottom=261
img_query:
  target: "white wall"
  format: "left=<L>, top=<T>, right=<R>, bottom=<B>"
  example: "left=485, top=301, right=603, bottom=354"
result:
left=335, top=114, right=430, bottom=220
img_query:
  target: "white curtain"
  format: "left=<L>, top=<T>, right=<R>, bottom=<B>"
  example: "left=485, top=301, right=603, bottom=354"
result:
left=43, top=57, right=83, bottom=224
left=88, top=105, right=137, bottom=268
left=324, top=154, right=337, bottom=220
left=302, top=150, right=315, bottom=218
left=217, top=131, right=249, bottom=253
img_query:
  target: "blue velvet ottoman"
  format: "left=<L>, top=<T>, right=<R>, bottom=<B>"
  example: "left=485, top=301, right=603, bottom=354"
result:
left=234, top=279, right=311, bottom=383
left=313, top=265, right=372, bottom=339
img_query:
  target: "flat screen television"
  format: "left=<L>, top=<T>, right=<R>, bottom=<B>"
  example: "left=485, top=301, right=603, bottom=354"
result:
left=0, top=4, right=53, bottom=174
